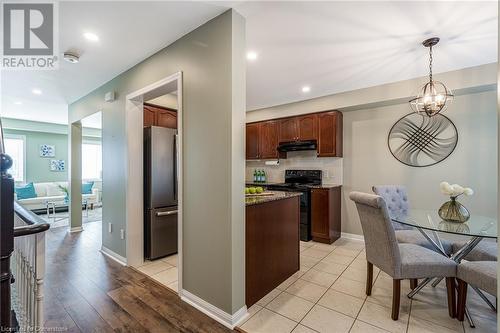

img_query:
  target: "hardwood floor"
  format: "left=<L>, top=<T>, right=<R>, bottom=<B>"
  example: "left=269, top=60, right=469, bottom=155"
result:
left=42, top=221, right=232, bottom=332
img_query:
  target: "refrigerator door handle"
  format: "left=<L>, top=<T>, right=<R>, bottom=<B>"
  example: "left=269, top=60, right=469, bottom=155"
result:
left=156, top=210, right=179, bottom=217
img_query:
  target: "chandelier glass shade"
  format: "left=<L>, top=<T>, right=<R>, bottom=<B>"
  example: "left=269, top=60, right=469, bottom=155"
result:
left=409, top=37, right=453, bottom=117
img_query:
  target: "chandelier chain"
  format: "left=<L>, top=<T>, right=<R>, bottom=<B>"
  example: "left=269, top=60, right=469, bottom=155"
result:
left=429, top=45, right=433, bottom=82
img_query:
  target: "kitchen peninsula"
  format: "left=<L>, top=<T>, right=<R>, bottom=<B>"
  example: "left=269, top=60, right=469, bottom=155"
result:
left=245, top=191, right=301, bottom=307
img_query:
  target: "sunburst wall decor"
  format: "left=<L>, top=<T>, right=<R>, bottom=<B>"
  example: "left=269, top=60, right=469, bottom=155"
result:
left=388, top=113, right=458, bottom=167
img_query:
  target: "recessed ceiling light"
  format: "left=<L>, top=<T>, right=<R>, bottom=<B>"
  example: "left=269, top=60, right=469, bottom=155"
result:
left=32, top=89, right=42, bottom=95
left=83, top=32, right=99, bottom=42
left=302, top=86, right=311, bottom=93
left=13, top=101, right=22, bottom=105
left=247, top=51, right=258, bottom=61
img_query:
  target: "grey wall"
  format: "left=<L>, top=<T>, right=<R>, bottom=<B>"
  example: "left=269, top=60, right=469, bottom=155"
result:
left=2, top=118, right=101, bottom=184
left=4, top=129, right=69, bottom=183
left=69, top=10, right=245, bottom=315
left=342, top=90, right=497, bottom=235
left=247, top=64, right=498, bottom=236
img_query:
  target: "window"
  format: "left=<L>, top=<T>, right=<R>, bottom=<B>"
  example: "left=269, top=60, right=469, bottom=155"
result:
left=4, top=134, right=25, bottom=182
left=82, top=142, right=102, bottom=180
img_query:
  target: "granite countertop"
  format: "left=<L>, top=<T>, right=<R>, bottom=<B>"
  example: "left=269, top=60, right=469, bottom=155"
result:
left=246, top=182, right=342, bottom=189
left=245, top=182, right=282, bottom=186
left=307, top=184, right=342, bottom=189
left=245, top=191, right=302, bottom=206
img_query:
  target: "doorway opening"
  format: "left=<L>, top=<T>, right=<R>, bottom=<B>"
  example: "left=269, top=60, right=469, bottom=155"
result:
left=80, top=112, right=103, bottom=230
left=125, top=72, right=183, bottom=294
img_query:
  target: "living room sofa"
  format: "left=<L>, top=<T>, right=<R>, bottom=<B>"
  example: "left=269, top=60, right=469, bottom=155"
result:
left=15, top=182, right=99, bottom=212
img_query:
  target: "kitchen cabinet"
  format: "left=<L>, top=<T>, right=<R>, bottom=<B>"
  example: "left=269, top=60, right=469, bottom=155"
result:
left=156, top=109, right=177, bottom=129
left=317, top=111, right=343, bottom=157
left=246, top=110, right=342, bottom=159
left=143, top=103, right=177, bottom=129
left=311, top=186, right=341, bottom=244
left=279, top=114, right=318, bottom=142
left=279, top=117, right=299, bottom=142
left=143, top=106, right=156, bottom=127
left=246, top=123, right=261, bottom=160
left=259, top=120, right=280, bottom=159
left=246, top=195, right=300, bottom=307
left=297, top=114, right=318, bottom=141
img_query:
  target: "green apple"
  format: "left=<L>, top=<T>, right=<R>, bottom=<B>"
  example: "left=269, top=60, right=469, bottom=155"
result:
left=245, top=188, right=250, bottom=194
left=249, top=187, right=257, bottom=194
left=256, top=187, right=264, bottom=194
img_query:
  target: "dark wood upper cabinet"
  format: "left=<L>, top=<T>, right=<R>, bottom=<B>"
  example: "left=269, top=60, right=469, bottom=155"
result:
left=143, top=106, right=156, bottom=127
left=156, top=109, right=177, bottom=129
left=259, top=120, right=280, bottom=159
left=246, top=110, right=342, bottom=159
left=317, top=111, right=343, bottom=157
left=279, top=118, right=299, bottom=143
left=143, top=103, right=177, bottom=129
left=246, top=123, right=261, bottom=160
left=297, top=114, right=318, bottom=141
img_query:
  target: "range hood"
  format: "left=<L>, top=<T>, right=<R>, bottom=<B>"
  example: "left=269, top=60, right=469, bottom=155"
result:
left=277, top=140, right=317, bottom=152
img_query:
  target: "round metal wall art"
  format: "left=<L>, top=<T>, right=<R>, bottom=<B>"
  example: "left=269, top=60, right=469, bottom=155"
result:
left=388, top=113, right=458, bottom=167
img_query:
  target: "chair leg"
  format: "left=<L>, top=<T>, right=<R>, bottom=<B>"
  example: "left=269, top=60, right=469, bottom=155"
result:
left=410, top=279, right=418, bottom=290
left=445, top=277, right=456, bottom=318
left=366, top=262, right=373, bottom=296
left=457, top=279, right=468, bottom=321
left=392, top=279, right=401, bottom=320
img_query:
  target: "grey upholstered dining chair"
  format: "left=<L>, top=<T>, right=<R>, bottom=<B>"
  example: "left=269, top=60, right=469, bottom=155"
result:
left=457, top=261, right=497, bottom=321
left=349, top=191, right=458, bottom=320
left=372, top=185, right=411, bottom=228
left=452, top=240, right=497, bottom=262
left=372, top=185, right=453, bottom=255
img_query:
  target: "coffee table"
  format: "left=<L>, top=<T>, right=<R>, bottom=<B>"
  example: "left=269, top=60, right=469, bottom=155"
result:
left=45, top=199, right=89, bottom=222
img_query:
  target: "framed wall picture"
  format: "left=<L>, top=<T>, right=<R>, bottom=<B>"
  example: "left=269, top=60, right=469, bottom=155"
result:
left=50, top=159, right=65, bottom=172
left=40, top=144, right=55, bottom=157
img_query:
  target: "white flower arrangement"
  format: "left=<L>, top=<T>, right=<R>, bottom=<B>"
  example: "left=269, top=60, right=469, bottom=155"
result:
left=440, top=182, right=474, bottom=198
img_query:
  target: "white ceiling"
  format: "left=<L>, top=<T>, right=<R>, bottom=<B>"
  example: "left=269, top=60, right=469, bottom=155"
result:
left=81, top=111, right=102, bottom=129
left=238, top=1, right=498, bottom=110
left=1, top=1, right=227, bottom=124
left=1, top=1, right=497, bottom=124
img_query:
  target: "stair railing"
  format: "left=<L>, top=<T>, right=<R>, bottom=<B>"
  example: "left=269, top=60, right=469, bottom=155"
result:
left=0, top=118, right=50, bottom=331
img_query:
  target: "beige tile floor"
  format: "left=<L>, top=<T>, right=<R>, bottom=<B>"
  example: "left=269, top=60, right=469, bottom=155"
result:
left=239, top=238, right=497, bottom=333
left=136, top=253, right=179, bottom=292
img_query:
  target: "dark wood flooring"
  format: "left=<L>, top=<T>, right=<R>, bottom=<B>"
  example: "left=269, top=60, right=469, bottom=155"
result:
left=42, top=221, right=232, bottom=332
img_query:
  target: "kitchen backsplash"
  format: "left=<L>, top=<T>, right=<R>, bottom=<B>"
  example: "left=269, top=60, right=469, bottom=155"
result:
left=246, top=150, right=343, bottom=184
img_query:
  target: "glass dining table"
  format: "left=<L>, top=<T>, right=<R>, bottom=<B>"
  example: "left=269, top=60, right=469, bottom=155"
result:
left=392, top=209, right=497, bottom=327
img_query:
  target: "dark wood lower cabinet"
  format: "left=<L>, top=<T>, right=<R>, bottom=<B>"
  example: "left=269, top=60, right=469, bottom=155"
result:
left=246, top=197, right=300, bottom=307
left=311, top=186, right=341, bottom=244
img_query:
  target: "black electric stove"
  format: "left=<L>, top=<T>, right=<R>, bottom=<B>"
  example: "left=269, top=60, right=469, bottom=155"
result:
left=266, top=170, right=322, bottom=241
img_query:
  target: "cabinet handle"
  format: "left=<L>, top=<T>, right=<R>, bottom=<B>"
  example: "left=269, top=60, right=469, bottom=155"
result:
left=157, top=210, right=178, bottom=216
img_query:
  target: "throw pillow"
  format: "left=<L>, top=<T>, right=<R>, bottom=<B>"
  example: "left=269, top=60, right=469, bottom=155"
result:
left=46, top=183, right=65, bottom=197
left=82, top=182, right=94, bottom=194
left=15, top=183, right=37, bottom=200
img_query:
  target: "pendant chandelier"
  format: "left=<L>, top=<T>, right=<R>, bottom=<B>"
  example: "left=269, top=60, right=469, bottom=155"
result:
left=409, top=37, right=453, bottom=117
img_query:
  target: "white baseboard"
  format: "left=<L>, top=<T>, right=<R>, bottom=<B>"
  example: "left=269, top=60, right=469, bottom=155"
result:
left=341, top=232, right=364, bottom=242
left=180, top=289, right=248, bottom=329
left=100, top=246, right=127, bottom=266
left=70, top=226, right=83, bottom=233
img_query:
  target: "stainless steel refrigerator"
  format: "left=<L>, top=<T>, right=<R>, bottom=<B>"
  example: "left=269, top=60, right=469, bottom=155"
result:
left=144, top=126, right=178, bottom=260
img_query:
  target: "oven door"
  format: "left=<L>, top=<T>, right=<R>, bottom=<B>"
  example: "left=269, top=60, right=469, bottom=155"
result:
left=298, top=190, right=311, bottom=241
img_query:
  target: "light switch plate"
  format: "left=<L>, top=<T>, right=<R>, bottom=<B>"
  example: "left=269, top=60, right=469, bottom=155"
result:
left=108, top=223, right=112, bottom=233
left=120, top=229, right=125, bottom=240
